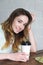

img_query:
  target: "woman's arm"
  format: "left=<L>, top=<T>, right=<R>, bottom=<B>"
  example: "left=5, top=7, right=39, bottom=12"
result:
left=28, top=25, right=37, bottom=52
left=0, top=52, right=29, bottom=62
left=0, top=54, right=8, bottom=60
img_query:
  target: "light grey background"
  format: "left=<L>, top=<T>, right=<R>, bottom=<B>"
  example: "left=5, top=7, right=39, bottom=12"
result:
left=0, top=0, right=43, bottom=50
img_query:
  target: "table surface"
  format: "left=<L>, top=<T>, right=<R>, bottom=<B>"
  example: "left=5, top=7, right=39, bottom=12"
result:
left=0, top=50, right=43, bottom=65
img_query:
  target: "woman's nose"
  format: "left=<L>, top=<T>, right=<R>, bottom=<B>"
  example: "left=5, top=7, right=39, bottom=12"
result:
left=19, top=26, right=22, bottom=30
left=19, top=25, right=24, bottom=30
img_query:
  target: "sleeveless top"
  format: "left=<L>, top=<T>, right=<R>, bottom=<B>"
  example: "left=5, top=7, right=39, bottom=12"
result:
left=0, top=24, right=13, bottom=53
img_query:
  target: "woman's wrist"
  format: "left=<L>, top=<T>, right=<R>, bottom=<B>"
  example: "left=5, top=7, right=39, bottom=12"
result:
left=28, top=25, right=31, bottom=32
left=28, top=26, right=31, bottom=31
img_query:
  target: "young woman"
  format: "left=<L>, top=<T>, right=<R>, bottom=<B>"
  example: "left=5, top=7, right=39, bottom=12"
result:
left=0, top=8, right=36, bottom=62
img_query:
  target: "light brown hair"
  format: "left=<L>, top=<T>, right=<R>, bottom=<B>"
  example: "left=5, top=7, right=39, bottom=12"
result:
left=1, top=8, right=32, bottom=52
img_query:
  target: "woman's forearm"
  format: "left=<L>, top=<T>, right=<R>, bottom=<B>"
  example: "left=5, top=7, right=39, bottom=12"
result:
left=28, top=29, right=37, bottom=52
left=0, top=53, right=29, bottom=62
left=0, top=53, right=8, bottom=60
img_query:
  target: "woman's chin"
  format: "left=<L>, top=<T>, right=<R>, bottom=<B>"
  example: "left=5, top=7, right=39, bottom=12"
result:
left=14, top=30, right=22, bottom=34
left=14, top=31, right=19, bottom=34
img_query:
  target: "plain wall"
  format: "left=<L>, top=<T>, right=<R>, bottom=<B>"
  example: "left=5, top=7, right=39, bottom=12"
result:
left=0, top=0, right=43, bottom=50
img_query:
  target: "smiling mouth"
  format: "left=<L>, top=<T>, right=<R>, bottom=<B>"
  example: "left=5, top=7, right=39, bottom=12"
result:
left=16, top=27, right=21, bottom=32
left=16, top=29, right=21, bottom=33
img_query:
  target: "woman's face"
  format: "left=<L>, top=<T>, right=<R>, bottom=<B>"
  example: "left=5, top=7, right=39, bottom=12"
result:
left=12, top=15, right=28, bottom=34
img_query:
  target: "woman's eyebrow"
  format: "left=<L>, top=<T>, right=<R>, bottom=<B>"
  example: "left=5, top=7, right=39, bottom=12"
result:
left=18, top=19, right=28, bottom=25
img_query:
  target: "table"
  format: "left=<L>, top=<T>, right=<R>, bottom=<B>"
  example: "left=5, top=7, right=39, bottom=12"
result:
left=0, top=50, right=43, bottom=65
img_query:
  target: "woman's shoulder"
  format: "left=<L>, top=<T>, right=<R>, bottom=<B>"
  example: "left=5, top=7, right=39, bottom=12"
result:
left=0, top=24, right=6, bottom=49
left=0, top=24, right=6, bottom=44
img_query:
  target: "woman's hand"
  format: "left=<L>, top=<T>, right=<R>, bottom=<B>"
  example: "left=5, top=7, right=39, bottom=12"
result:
left=8, top=52, right=29, bottom=62
left=31, top=13, right=36, bottom=22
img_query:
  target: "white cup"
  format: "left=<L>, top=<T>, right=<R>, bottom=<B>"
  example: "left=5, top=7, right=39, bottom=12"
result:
left=21, top=41, right=31, bottom=59
left=21, top=45, right=31, bottom=58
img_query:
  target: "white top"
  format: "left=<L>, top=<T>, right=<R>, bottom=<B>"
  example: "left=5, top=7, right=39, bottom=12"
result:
left=0, top=25, right=13, bottom=53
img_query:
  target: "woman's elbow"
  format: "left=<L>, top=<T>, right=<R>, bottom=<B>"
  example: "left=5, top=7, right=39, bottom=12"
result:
left=30, top=47, right=37, bottom=52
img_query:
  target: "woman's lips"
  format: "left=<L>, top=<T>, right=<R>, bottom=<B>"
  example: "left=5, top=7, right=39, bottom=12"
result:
left=16, top=27, right=20, bottom=32
left=16, top=28, right=21, bottom=33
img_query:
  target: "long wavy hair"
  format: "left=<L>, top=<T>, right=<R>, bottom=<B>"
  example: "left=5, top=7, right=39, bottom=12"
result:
left=1, top=8, right=32, bottom=52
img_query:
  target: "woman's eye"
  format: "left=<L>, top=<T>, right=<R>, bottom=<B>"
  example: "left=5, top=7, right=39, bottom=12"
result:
left=18, top=21, right=20, bottom=22
left=18, top=20, right=22, bottom=23
left=23, top=24, right=26, bottom=26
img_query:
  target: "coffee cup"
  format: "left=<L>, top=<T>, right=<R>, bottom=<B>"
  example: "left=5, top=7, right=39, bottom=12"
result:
left=21, top=41, right=31, bottom=59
